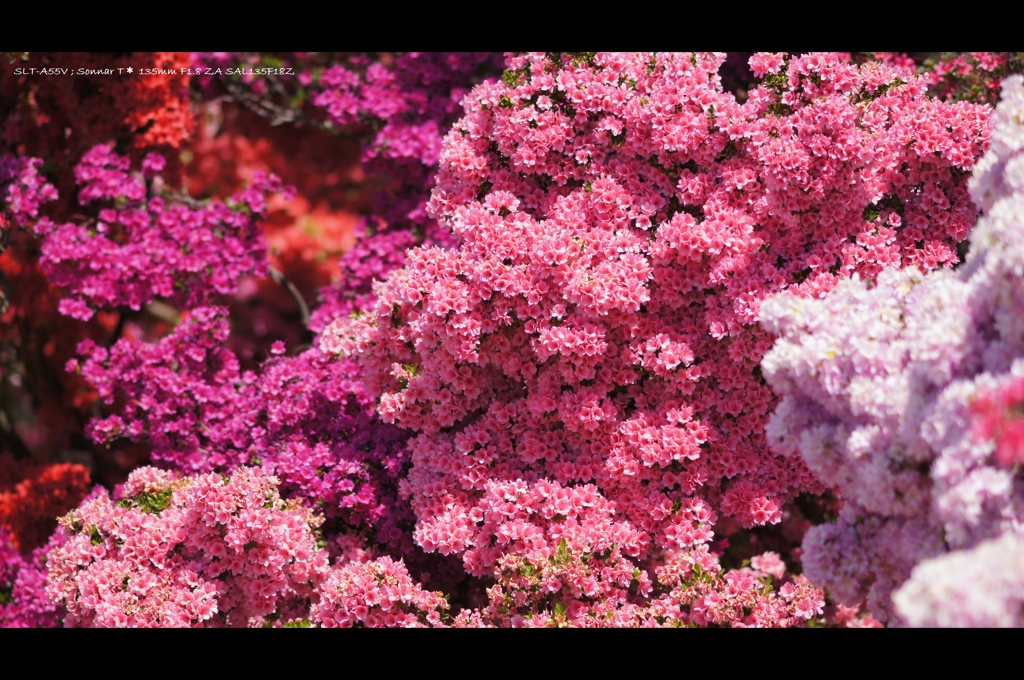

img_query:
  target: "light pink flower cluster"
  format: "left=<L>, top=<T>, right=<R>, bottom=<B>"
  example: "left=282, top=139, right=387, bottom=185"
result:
left=892, top=532, right=1024, bottom=627
left=462, top=540, right=824, bottom=628
left=759, top=76, right=1024, bottom=623
left=321, top=52, right=988, bottom=609
left=0, top=154, right=57, bottom=232
left=32, top=144, right=292, bottom=320
left=46, top=466, right=329, bottom=627
left=311, top=556, right=448, bottom=628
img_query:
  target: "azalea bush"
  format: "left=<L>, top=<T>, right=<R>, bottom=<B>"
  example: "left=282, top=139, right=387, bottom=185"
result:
left=1, top=51, right=1021, bottom=627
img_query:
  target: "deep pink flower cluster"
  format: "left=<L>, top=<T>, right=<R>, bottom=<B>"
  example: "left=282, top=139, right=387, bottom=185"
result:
left=71, top=307, right=418, bottom=562
left=313, top=52, right=500, bottom=224
left=0, top=154, right=57, bottom=233
left=308, top=53, right=502, bottom=327
left=322, top=52, right=989, bottom=605
left=46, top=466, right=329, bottom=627
left=311, top=556, right=448, bottom=628
left=32, top=144, right=292, bottom=320
left=0, top=528, right=62, bottom=628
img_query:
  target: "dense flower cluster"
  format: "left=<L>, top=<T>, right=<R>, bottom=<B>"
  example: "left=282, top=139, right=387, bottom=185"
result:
left=0, top=155, right=57, bottom=234
left=892, top=532, right=1024, bottom=626
left=33, top=145, right=291, bottom=320
left=477, top=521, right=824, bottom=627
left=759, top=75, right=1024, bottom=623
left=46, top=466, right=329, bottom=627
left=311, top=556, right=449, bottom=627
left=323, top=52, right=988, bottom=612
left=0, top=528, right=61, bottom=628
left=648, top=547, right=825, bottom=627
left=0, top=454, right=90, bottom=551
left=455, top=478, right=653, bottom=626
left=312, top=52, right=500, bottom=232
left=72, top=307, right=418, bottom=562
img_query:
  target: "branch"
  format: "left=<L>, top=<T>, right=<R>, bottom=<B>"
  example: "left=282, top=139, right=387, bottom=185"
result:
left=269, top=267, right=310, bottom=328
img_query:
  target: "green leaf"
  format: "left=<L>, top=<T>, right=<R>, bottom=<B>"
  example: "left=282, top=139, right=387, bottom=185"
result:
left=124, top=487, right=175, bottom=514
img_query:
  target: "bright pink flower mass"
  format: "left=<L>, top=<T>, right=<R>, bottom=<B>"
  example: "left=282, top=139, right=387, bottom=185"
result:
left=323, top=51, right=986, bottom=598
left=3, top=51, right=1022, bottom=627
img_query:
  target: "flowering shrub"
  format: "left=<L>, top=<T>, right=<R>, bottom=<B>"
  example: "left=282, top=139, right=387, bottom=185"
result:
left=59, top=53, right=508, bottom=588
left=4, top=51, right=1022, bottom=628
left=322, top=52, right=988, bottom=614
left=31, top=145, right=292, bottom=321
left=648, top=547, right=825, bottom=628
left=73, top=307, right=420, bottom=565
left=759, top=75, right=1024, bottom=623
left=46, top=466, right=329, bottom=627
